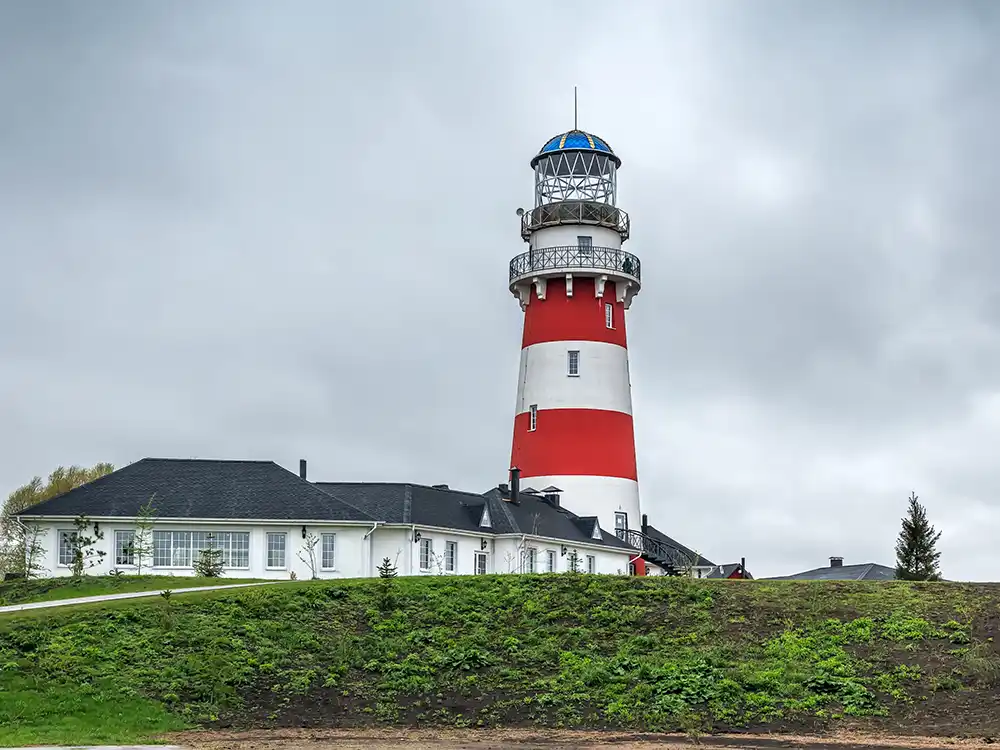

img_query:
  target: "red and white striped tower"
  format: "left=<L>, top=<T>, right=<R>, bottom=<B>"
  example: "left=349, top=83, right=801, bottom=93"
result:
left=509, top=126, right=642, bottom=536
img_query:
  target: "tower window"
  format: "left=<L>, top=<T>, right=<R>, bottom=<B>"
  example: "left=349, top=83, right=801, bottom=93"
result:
left=577, top=236, right=593, bottom=258
left=567, top=350, right=580, bottom=377
left=605, top=303, right=614, bottom=329
left=529, top=404, right=538, bottom=431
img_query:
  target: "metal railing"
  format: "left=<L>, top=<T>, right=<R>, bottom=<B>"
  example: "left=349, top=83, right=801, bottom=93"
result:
left=615, top=529, right=693, bottom=575
left=509, top=245, right=641, bottom=285
left=521, top=200, right=630, bottom=240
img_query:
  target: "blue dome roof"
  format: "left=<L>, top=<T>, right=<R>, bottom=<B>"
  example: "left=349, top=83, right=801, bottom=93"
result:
left=532, top=129, right=619, bottom=167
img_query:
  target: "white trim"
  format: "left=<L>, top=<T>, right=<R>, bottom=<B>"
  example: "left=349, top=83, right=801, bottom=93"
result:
left=567, top=349, right=580, bottom=377
left=419, top=537, right=434, bottom=571
left=474, top=550, right=488, bottom=575
left=320, top=532, right=337, bottom=571
left=265, top=531, right=287, bottom=570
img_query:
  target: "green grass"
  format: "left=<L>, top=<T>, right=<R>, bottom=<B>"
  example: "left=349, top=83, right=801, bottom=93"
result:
left=0, top=574, right=264, bottom=606
left=1, top=575, right=998, bottom=746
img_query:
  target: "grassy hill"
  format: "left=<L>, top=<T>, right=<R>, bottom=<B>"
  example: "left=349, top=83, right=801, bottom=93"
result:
left=2, top=574, right=999, bottom=746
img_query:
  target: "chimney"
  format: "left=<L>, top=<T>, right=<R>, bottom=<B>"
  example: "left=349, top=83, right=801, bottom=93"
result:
left=829, top=556, right=843, bottom=568
left=740, top=557, right=746, bottom=579
left=641, top=513, right=648, bottom=533
left=299, top=459, right=307, bottom=480
left=498, top=482, right=509, bottom=495
left=544, top=493, right=560, bottom=507
left=509, top=466, right=520, bottom=505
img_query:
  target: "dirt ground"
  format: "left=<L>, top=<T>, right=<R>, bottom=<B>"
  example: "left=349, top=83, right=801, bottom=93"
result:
left=170, top=727, right=1000, bottom=750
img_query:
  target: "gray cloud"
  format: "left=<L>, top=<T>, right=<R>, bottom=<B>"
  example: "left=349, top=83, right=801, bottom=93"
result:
left=2, top=0, right=999, bottom=579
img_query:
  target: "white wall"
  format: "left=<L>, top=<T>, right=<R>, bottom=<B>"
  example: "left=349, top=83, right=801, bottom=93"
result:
left=494, top=535, right=635, bottom=575
left=20, top=519, right=635, bottom=580
left=531, top=225, right=622, bottom=251
left=24, top=520, right=371, bottom=581
left=516, top=340, right=632, bottom=415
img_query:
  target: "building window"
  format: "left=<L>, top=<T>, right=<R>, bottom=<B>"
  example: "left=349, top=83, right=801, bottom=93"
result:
left=419, top=538, right=433, bottom=570
left=115, top=530, right=135, bottom=566
left=614, top=512, right=628, bottom=536
left=586, top=554, right=596, bottom=574
left=577, top=235, right=593, bottom=253
left=266, top=532, right=286, bottom=569
left=321, top=533, right=336, bottom=570
left=529, top=404, right=538, bottom=431
left=474, top=551, right=488, bottom=575
left=151, top=530, right=249, bottom=569
left=546, top=549, right=556, bottom=573
left=58, top=530, right=76, bottom=566
left=605, top=302, right=614, bottom=329
left=567, top=350, right=580, bottom=377
left=153, top=530, right=192, bottom=567
left=526, top=547, right=537, bottom=573
left=628, top=562, right=636, bottom=576
left=445, top=541, right=457, bottom=572
left=480, top=506, right=492, bottom=528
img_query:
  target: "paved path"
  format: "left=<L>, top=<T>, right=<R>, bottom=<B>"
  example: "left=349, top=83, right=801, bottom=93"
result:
left=0, top=581, right=279, bottom=614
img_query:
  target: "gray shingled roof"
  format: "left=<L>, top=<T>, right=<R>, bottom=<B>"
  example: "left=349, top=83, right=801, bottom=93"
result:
left=313, top=482, right=518, bottom=534
left=765, top=562, right=896, bottom=581
left=489, top=491, right=637, bottom=551
left=18, top=458, right=376, bottom=522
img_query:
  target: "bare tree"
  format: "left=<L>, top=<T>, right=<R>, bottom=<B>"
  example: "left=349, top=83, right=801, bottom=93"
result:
left=297, top=531, right=320, bottom=579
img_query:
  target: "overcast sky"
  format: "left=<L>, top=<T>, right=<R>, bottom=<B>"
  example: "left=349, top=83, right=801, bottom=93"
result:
left=2, top=0, right=998, bottom=579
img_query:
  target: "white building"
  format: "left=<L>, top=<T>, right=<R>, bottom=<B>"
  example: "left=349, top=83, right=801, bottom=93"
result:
left=16, top=458, right=642, bottom=580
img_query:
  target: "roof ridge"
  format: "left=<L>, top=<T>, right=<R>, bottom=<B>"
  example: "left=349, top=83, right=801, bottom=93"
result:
left=273, top=463, right=378, bottom=522
left=145, top=457, right=279, bottom=464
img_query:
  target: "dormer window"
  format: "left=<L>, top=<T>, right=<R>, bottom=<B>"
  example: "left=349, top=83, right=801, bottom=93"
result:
left=479, top=506, right=492, bottom=528
left=592, top=521, right=602, bottom=540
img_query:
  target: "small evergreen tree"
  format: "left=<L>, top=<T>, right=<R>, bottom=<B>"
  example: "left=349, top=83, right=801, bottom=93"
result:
left=131, top=495, right=158, bottom=574
left=566, top=549, right=582, bottom=573
left=23, top=524, right=48, bottom=579
left=193, top=533, right=225, bottom=577
left=376, top=556, right=398, bottom=611
left=70, top=515, right=105, bottom=577
left=378, top=556, right=398, bottom=579
left=895, top=491, right=943, bottom=581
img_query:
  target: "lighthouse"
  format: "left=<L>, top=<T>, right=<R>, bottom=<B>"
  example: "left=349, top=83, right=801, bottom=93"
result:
left=508, top=125, right=642, bottom=538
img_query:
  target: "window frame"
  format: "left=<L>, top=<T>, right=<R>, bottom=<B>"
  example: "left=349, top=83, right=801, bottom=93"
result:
left=57, top=529, right=77, bottom=567
left=150, top=530, right=250, bottom=570
left=445, top=540, right=457, bottom=572
left=567, top=350, right=580, bottom=377
left=321, top=532, right=337, bottom=571
left=474, top=551, right=488, bottom=575
left=605, top=302, right=614, bottom=329
left=114, top=529, right=136, bottom=567
left=419, top=537, right=433, bottom=571
left=266, top=531, right=287, bottom=570
left=614, top=512, right=628, bottom=533
left=546, top=549, right=557, bottom=573
left=526, top=547, right=537, bottom=573
left=529, top=403, right=538, bottom=431
left=586, top=554, right=596, bottom=574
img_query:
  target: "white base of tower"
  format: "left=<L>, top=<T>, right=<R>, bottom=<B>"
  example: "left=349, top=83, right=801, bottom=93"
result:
left=520, top=474, right=640, bottom=537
